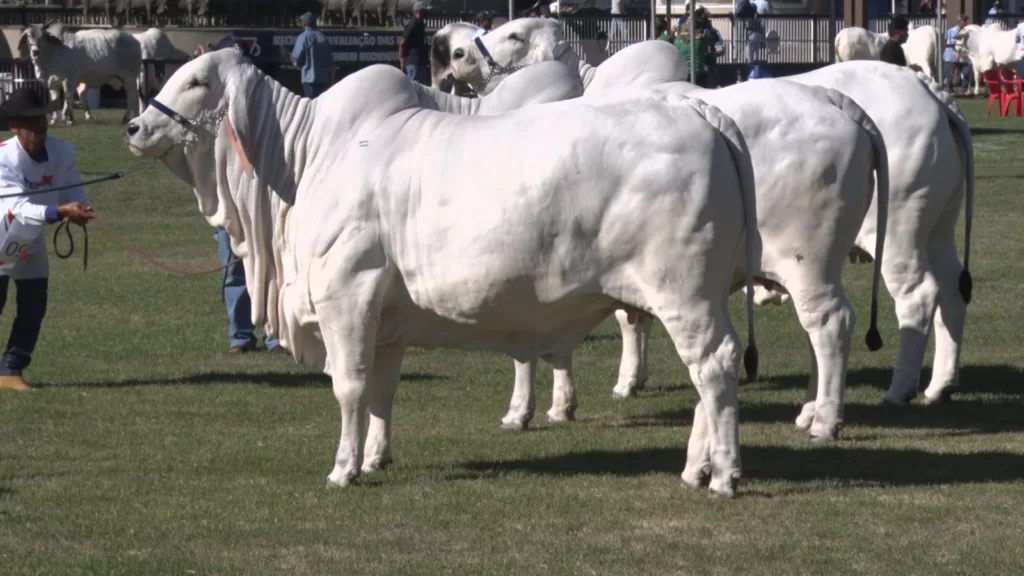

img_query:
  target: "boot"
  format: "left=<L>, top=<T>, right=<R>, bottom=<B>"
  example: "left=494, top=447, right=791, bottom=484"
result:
left=0, top=374, right=30, bottom=391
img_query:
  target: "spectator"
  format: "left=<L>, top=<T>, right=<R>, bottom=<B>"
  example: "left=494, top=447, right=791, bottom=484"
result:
left=400, top=2, right=430, bottom=85
left=475, top=11, right=494, bottom=31
left=290, top=12, right=332, bottom=98
left=670, top=23, right=714, bottom=86
left=919, top=0, right=936, bottom=16
left=986, top=1, right=1001, bottom=25
left=701, top=10, right=724, bottom=87
left=608, top=0, right=627, bottom=50
left=880, top=15, right=909, bottom=66
left=214, top=228, right=285, bottom=355
left=944, top=14, right=971, bottom=94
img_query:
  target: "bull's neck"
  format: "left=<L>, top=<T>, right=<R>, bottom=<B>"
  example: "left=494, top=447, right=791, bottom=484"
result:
left=413, top=83, right=481, bottom=114
left=235, top=73, right=315, bottom=205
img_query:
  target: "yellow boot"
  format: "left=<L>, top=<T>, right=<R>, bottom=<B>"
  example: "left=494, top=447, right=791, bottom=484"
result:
left=0, top=374, right=30, bottom=391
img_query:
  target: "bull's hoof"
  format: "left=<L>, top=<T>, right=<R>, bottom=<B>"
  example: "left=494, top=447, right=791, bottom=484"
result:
left=882, top=391, right=916, bottom=408
left=325, top=467, right=359, bottom=488
left=500, top=419, right=529, bottom=431
left=546, top=407, right=576, bottom=423
left=361, top=456, right=393, bottom=473
left=809, top=423, right=842, bottom=443
left=923, top=388, right=955, bottom=406
left=794, top=402, right=815, bottom=430
left=681, top=465, right=711, bottom=489
left=709, top=474, right=740, bottom=498
left=612, top=387, right=637, bottom=400
left=634, top=376, right=648, bottom=392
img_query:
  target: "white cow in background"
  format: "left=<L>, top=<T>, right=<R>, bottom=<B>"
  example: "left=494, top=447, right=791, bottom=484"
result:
left=834, top=25, right=942, bottom=81
left=429, top=20, right=687, bottom=96
left=954, top=23, right=1024, bottom=95
left=444, top=19, right=893, bottom=441
left=18, top=22, right=142, bottom=126
left=125, top=51, right=762, bottom=496
left=446, top=22, right=975, bottom=411
left=133, top=28, right=193, bottom=104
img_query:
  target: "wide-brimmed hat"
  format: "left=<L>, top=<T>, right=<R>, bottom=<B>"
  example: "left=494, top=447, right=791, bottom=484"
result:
left=0, top=87, right=60, bottom=121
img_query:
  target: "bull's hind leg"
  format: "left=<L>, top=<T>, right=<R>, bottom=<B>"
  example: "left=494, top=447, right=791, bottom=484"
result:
left=788, top=279, right=855, bottom=441
left=922, top=232, right=967, bottom=404
left=881, top=244, right=941, bottom=406
left=611, top=308, right=654, bottom=399
left=362, top=345, right=405, bottom=473
left=77, top=84, right=93, bottom=121
left=501, top=359, right=537, bottom=430
left=546, top=350, right=577, bottom=423
left=795, top=334, right=819, bottom=431
left=658, top=300, right=742, bottom=497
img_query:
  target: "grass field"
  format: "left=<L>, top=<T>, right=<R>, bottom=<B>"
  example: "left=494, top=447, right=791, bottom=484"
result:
left=1, top=101, right=1022, bottom=575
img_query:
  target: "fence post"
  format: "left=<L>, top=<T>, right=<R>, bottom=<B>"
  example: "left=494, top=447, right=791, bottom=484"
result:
left=650, top=0, right=656, bottom=39
left=828, top=1, right=836, bottom=62
left=813, top=14, right=819, bottom=62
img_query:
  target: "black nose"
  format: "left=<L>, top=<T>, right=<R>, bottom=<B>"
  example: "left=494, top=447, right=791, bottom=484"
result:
left=125, top=122, right=139, bottom=136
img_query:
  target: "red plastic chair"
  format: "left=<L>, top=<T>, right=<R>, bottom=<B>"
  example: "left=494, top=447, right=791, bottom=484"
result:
left=999, top=68, right=1024, bottom=117
left=983, top=69, right=1013, bottom=116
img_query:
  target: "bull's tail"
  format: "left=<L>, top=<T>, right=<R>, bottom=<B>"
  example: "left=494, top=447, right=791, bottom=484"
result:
left=911, top=70, right=975, bottom=304
left=817, top=87, right=888, bottom=352
left=686, top=97, right=760, bottom=382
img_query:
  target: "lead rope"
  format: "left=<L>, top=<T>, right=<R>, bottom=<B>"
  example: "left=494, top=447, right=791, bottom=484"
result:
left=52, top=213, right=240, bottom=275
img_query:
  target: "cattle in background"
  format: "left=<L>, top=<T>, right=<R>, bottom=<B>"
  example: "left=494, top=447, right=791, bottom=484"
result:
left=955, top=23, right=1024, bottom=95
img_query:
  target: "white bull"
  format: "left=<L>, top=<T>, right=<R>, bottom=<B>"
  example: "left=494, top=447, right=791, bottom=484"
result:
left=125, top=51, right=761, bottom=497
left=18, top=22, right=142, bottom=126
left=954, top=23, right=1024, bottom=95
left=447, top=24, right=975, bottom=412
left=834, top=25, right=942, bottom=81
left=133, top=28, right=193, bottom=105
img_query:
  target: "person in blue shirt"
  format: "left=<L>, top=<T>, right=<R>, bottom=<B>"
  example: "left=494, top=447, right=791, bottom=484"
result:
left=944, top=15, right=972, bottom=95
left=290, top=12, right=333, bottom=98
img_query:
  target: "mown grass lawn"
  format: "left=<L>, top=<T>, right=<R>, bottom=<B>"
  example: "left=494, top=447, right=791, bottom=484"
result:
left=1, top=101, right=1022, bottom=575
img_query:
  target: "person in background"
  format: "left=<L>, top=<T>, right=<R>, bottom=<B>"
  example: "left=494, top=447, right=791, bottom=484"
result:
left=944, top=14, right=971, bottom=95
left=400, top=2, right=430, bottom=85
left=919, top=0, right=936, bottom=16
left=475, top=11, right=494, bottom=31
left=880, top=15, right=909, bottom=66
left=608, top=0, right=627, bottom=51
left=291, top=12, right=333, bottom=98
left=0, top=88, right=95, bottom=391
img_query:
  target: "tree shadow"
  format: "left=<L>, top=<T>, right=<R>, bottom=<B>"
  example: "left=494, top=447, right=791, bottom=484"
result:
left=758, top=364, right=1023, bottom=396
left=971, top=127, right=1024, bottom=136
left=621, top=398, right=1024, bottom=434
left=34, top=371, right=445, bottom=389
left=452, top=446, right=1024, bottom=488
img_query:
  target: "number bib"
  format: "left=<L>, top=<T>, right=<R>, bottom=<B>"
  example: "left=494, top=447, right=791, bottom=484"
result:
left=0, top=211, right=42, bottom=273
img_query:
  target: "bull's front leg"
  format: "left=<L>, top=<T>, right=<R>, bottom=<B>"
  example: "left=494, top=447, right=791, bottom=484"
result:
left=59, top=78, right=74, bottom=126
left=47, top=83, right=62, bottom=127
left=121, top=73, right=141, bottom=123
left=545, top=350, right=577, bottom=422
left=611, top=308, right=653, bottom=398
left=77, top=83, right=93, bottom=121
left=362, top=345, right=405, bottom=473
left=501, top=359, right=537, bottom=430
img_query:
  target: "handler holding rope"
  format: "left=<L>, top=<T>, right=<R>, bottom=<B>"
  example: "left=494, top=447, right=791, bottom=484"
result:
left=0, top=87, right=94, bottom=391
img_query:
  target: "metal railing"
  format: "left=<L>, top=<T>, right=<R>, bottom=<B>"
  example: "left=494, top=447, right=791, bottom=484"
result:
left=704, top=15, right=845, bottom=65
left=0, top=58, right=49, bottom=102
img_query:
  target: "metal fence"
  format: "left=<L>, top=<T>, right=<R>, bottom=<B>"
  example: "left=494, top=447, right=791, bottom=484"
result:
left=0, top=58, right=49, bottom=104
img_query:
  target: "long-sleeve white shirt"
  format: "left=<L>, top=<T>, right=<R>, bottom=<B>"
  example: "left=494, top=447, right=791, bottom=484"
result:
left=0, top=135, right=89, bottom=279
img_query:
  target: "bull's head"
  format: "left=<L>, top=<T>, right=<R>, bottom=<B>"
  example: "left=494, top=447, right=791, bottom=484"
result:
left=443, top=18, right=577, bottom=96
left=429, top=21, right=485, bottom=90
left=124, top=50, right=254, bottom=214
left=17, top=21, right=64, bottom=66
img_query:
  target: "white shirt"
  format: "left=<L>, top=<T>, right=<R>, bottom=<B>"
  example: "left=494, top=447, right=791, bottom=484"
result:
left=611, top=0, right=623, bottom=15
left=0, top=135, right=88, bottom=279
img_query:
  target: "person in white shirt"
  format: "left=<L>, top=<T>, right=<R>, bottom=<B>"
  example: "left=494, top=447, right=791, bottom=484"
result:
left=608, top=0, right=627, bottom=49
left=0, top=87, right=94, bottom=391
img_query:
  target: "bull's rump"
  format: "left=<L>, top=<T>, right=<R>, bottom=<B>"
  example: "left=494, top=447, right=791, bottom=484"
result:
left=361, top=96, right=743, bottom=330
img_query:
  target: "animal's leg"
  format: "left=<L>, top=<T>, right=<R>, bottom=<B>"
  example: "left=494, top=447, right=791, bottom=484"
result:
left=610, top=307, right=643, bottom=397
left=501, top=359, right=536, bottom=430
left=637, top=312, right=653, bottom=390
left=788, top=280, right=855, bottom=441
left=794, top=333, right=818, bottom=430
left=881, top=247, right=940, bottom=407
left=48, top=85, right=62, bottom=127
left=60, top=80, right=75, bottom=126
left=680, top=399, right=711, bottom=488
left=546, top=349, right=577, bottom=422
left=317, top=300, right=379, bottom=489
left=78, top=84, right=92, bottom=121
left=660, top=303, right=742, bottom=497
left=121, top=74, right=140, bottom=123
left=922, top=235, right=966, bottom=404
left=362, top=345, right=405, bottom=473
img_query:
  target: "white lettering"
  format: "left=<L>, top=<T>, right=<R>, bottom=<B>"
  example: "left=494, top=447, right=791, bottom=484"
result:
left=358, top=51, right=400, bottom=62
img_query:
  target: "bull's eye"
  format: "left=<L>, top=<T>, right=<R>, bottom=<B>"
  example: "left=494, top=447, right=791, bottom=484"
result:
left=187, top=78, right=209, bottom=90
left=453, top=48, right=464, bottom=60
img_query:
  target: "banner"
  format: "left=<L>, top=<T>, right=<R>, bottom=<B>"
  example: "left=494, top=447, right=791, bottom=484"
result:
left=232, top=30, right=435, bottom=66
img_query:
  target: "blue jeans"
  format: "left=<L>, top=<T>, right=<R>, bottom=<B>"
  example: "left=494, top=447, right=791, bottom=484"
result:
left=215, top=228, right=279, bottom=351
left=302, top=82, right=328, bottom=98
left=0, top=277, right=47, bottom=375
left=405, top=65, right=429, bottom=85
left=943, top=61, right=972, bottom=92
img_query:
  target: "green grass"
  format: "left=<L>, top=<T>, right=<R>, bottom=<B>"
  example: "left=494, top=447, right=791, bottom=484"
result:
left=1, top=101, right=1023, bottom=575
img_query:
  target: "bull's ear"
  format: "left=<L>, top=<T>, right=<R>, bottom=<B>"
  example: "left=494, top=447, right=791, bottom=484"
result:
left=42, top=32, right=64, bottom=47
left=16, top=30, right=27, bottom=56
left=225, top=116, right=254, bottom=178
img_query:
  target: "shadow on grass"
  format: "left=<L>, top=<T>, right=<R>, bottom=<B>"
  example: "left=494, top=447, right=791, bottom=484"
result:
left=625, top=398, right=1024, bottom=434
left=582, top=333, right=621, bottom=344
left=971, top=127, right=1024, bottom=136
left=453, top=445, right=1024, bottom=487
left=35, top=371, right=445, bottom=389
left=759, top=364, right=1023, bottom=396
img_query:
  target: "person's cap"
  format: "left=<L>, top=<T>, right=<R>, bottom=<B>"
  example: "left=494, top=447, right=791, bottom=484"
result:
left=959, top=13, right=969, bottom=20
left=413, top=1, right=428, bottom=11
left=0, top=86, right=59, bottom=122
left=299, top=11, right=315, bottom=23
left=892, top=14, right=910, bottom=29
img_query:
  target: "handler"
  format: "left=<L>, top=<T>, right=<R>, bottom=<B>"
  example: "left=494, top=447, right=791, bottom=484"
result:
left=0, top=87, right=94, bottom=391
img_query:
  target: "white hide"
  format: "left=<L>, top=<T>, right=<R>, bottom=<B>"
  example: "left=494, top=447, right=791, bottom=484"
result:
left=125, top=51, right=761, bottom=497
left=834, top=25, right=942, bottom=81
left=788, top=61, right=975, bottom=407
left=134, top=28, right=193, bottom=101
left=18, top=23, right=142, bottom=126
left=955, top=23, right=1024, bottom=95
